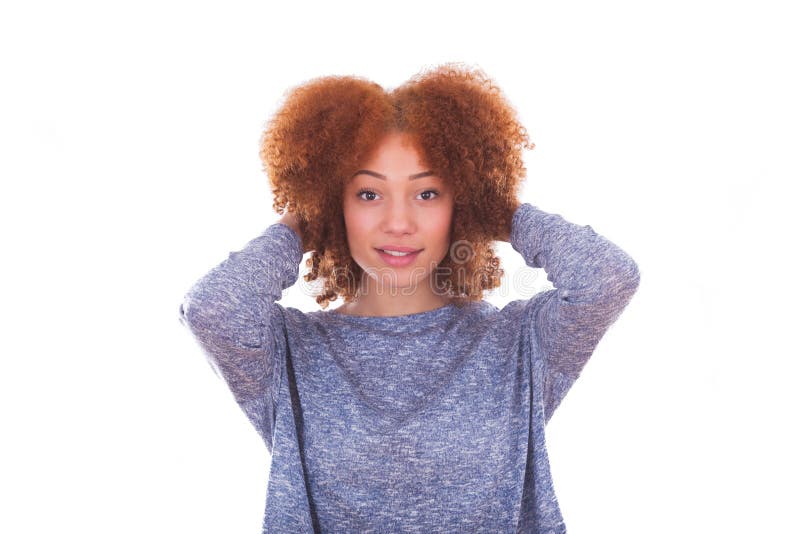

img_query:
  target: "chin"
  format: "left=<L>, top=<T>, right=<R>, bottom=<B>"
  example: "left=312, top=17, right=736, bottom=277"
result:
left=364, top=268, right=434, bottom=293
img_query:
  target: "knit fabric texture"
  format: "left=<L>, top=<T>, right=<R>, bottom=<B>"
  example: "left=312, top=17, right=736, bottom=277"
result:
left=179, top=202, right=640, bottom=533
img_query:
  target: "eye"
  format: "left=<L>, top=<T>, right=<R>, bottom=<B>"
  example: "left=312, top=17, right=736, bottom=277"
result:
left=418, top=189, right=440, bottom=201
left=355, top=188, right=441, bottom=202
left=356, top=188, right=378, bottom=201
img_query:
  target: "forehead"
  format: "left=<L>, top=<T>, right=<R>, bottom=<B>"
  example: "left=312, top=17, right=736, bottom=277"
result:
left=345, top=131, right=452, bottom=187
left=360, top=135, right=424, bottom=166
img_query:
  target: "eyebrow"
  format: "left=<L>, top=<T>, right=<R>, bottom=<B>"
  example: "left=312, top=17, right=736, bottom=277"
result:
left=351, top=170, right=435, bottom=180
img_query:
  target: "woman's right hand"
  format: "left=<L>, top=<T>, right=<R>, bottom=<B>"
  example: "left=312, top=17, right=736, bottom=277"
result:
left=278, top=210, right=310, bottom=252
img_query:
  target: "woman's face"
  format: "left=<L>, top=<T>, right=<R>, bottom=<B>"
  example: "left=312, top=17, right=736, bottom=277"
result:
left=342, top=131, right=454, bottom=293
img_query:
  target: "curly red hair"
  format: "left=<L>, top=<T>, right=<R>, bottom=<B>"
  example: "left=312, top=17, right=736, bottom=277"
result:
left=259, top=62, right=535, bottom=309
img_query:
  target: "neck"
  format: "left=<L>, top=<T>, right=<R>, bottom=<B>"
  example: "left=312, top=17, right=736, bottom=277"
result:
left=338, top=280, right=452, bottom=317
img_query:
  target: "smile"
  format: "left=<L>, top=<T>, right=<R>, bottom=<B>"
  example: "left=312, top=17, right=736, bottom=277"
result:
left=375, top=248, right=422, bottom=267
left=379, top=249, right=415, bottom=256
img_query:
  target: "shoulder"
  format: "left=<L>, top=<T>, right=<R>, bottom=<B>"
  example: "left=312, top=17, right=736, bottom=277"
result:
left=483, top=296, right=545, bottom=330
left=450, top=299, right=519, bottom=333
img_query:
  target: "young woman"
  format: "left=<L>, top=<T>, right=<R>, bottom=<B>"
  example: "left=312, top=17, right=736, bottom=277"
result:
left=179, top=63, right=640, bottom=533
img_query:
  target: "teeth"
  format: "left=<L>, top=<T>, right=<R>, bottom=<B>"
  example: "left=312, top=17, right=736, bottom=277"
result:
left=381, top=249, right=414, bottom=257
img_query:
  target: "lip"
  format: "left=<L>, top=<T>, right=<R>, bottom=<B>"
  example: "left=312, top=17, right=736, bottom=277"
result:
left=376, top=245, right=422, bottom=253
left=375, top=247, right=423, bottom=267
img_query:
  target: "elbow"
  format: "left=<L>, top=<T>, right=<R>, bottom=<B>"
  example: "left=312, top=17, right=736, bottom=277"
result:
left=178, top=285, right=219, bottom=331
left=607, top=242, right=640, bottom=296
left=615, top=258, right=641, bottom=305
left=178, top=295, right=207, bottom=331
left=591, top=236, right=641, bottom=301
left=595, top=256, right=640, bottom=305
left=625, top=259, right=641, bottom=293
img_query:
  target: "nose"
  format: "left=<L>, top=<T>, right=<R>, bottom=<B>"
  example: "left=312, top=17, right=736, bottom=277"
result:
left=380, top=199, right=417, bottom=236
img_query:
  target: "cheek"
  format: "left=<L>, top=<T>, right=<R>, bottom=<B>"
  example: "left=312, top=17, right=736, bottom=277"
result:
left=344, top=208, right=368, bottom=231
left=343, top=206, right=373, bottom=250
left=425, top=207, right=454, bottom=242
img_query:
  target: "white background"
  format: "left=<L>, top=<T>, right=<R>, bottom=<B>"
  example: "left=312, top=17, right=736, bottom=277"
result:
left=2, top=1, right=798, bottom=532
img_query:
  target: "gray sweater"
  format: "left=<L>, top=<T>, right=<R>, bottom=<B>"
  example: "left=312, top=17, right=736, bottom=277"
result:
left=179, top=202, right=640, bottom=533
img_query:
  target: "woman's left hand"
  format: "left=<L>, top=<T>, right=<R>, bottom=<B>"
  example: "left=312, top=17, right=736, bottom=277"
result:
left=496, top=200, right=521, bottom=242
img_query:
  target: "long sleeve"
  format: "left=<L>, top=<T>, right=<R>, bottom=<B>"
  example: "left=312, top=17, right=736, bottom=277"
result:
left=178, top=222, right=304, bottom=450
left=510, top=203, right=641, bottom=424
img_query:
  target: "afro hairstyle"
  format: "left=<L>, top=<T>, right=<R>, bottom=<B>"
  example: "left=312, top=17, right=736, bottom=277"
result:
left=259, top=62, right=535, bottom=309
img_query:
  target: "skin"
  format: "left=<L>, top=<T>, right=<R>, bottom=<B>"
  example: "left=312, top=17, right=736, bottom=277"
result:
left=278, top=210, right=305, bottom=249
left=339, top=130, right=455, bottom=317
left=279, top=130, right=519, bottom=316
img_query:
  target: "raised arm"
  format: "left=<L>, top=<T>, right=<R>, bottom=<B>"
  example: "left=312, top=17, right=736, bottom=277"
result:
left=178, top=221, right=304, bottom=449
left=509, top=203, right=641, bottom=424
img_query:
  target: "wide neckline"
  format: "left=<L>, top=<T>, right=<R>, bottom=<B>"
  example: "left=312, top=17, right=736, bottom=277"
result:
left=315, top=302, right=462, bottom=329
